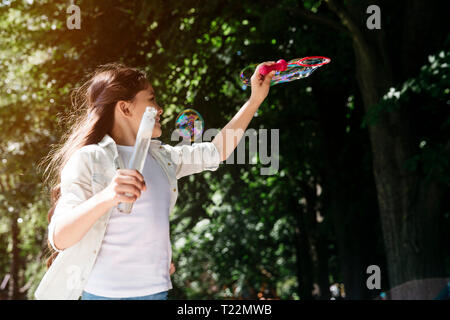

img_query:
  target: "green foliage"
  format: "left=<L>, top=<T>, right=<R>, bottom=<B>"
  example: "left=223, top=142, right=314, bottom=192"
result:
left=172, top=167, right=300, bottom=299
left=362, top=49, right=450, bottom=184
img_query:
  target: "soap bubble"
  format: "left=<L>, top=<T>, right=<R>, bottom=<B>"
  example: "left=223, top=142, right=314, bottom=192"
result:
left=175, top=108, right=204, bottom=142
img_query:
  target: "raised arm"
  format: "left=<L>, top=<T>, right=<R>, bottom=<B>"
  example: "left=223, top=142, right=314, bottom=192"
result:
left=212, top=62, right=276, bottom=162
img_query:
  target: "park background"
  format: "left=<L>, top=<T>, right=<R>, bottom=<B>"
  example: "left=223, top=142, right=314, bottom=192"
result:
left=0, top=0, right=449, bottom=300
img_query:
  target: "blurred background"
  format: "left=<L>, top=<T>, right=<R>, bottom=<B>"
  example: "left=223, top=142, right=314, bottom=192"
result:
left=0, top=0, right=449, bottom=300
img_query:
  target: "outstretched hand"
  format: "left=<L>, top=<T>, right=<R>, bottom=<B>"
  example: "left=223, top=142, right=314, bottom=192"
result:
left=249, top=61, right=276, bottom=104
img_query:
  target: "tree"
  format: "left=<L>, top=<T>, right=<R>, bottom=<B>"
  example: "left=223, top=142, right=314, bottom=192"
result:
left=313, top=0, right=449, bottom=298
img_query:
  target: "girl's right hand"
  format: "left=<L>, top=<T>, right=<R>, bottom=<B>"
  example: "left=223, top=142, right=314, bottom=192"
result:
left=101, top=169, right=147, bottom=207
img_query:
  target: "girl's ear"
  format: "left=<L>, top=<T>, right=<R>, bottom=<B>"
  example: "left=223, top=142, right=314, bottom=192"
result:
left=117, top=101, right=132, bottom=117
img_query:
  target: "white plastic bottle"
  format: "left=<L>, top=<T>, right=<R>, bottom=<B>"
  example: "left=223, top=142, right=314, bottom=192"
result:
left=117, top=106, right=157, bottom=213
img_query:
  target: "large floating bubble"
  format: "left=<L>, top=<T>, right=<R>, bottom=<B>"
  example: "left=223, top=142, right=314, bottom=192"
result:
left=175, top=108, right=204, bottom=142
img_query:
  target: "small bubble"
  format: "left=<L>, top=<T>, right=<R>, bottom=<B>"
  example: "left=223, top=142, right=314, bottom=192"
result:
left=175, top=109, right=204, bottom=142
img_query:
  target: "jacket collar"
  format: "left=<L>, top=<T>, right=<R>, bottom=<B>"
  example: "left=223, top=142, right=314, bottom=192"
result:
left=98, top=134, right=162, bottom=169
left=98, top=133, right=162, bottom=149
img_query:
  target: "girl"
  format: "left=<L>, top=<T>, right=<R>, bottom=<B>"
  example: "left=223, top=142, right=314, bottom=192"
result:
left=35, top=62, right=275, bottom=300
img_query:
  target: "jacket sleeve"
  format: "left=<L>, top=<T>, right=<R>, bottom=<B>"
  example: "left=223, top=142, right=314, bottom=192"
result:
left=48, top=148, right=93, bottom=252
left=166, top=142, right=222, bottom=179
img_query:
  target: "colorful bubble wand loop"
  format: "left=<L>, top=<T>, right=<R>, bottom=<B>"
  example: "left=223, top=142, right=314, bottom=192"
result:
left=240, top=56, right=331, bottom=89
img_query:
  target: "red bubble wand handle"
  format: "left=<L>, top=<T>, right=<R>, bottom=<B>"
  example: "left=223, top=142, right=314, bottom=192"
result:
left=259, top=59, right=288, bottom=75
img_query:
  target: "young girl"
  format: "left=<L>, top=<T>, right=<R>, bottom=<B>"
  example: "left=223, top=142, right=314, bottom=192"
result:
left=35, top=62, right=275, bottom=300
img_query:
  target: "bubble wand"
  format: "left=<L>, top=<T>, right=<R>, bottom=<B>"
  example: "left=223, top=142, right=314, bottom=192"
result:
left=117, top=106, right=158, bottom=214
left=240, top=56, right=331, bottom=88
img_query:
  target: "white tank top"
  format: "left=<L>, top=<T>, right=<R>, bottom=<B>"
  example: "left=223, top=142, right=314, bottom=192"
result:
left=84, top=144, right=172, bottom=297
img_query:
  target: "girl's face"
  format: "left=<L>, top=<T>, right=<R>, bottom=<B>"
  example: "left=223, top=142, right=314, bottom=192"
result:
left=129, top=85, right=163, bottom=138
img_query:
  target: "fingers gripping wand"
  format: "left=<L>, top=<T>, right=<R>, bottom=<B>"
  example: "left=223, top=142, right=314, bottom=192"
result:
left=258, top=59, right=288, bottom=75
left=117, top=106, right=158, bottom=214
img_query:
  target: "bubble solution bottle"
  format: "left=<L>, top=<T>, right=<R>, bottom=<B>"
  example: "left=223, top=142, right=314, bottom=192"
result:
left=117, top=106, right=157, bottom=214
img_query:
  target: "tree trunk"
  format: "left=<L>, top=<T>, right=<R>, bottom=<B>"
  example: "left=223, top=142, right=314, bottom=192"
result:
left=289, top=176, right=331, bottom=300
left=9, top=210, right=20, bottom=300
left=315, top=233, right=331, bottom=300
left=302, top=180, right=331, bottom=300
left=293, top=205, right=314, bottom=300
left=324, top=0, right=447, bottom=300
left=326, top=181, right=377, bottom=299
left=312, top=76, right=384, bottom=299
left=354, top=41, right=446, bottom=299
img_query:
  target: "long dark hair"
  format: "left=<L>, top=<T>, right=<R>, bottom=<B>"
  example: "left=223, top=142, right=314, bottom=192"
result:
left=38, top=63, right=149, bottom=267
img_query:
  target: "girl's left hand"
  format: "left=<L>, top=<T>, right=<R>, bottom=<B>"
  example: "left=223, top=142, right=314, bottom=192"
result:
left=249, top=61, right=276, bottom=104
left=170, top=262, right=176, bottom=275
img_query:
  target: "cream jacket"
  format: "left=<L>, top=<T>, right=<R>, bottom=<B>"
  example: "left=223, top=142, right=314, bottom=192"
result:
left=34, top=134, right=221, bottom=300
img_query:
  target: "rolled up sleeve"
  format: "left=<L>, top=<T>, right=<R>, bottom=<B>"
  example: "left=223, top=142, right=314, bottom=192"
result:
left=168, top=142, right=222, bottom=179
left=48, top=148, right=93, bottom=252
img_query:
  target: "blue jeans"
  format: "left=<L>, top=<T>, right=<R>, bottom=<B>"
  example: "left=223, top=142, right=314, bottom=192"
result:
left=81, top=290, right=168, bottom=300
